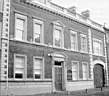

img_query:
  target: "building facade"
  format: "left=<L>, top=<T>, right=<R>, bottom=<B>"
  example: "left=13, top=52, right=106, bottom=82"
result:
left=0, top=0, right=108, bottom=95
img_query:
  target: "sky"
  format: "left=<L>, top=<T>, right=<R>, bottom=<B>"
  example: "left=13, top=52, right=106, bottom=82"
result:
left=52, top=0, right=109, bottom=27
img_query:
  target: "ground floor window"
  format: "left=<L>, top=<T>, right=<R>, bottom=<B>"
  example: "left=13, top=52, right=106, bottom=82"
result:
left=82, top=62, right=88, bottom=80
left=33, top=57, right=43, bottom=79
left=72, top=61, right=79, bottom=80
left=14, top=54, right=26, bottom=79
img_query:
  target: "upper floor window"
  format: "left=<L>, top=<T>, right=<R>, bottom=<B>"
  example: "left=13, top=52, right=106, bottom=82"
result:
left=93, top=38, right=103, bottom=56
left=72, top=61, right=79, bottom=80
left=82, top=62, right=88, bottom=80
left=15, top=13, right=27, bottom=41
left=33, top=19, right=44, bottom=43
left=33, top=57, right=43, bottom=79
left=14, top=54, right=26, bottom=79
left=53, top=21, right=64, bottom=48
left=80, top=34, right=87, bottom=52
left=70, top=30, right=78, bottom=51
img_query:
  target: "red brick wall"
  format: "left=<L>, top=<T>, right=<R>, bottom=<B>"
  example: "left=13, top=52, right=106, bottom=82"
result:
left=8, top=0, right=105, bottom=81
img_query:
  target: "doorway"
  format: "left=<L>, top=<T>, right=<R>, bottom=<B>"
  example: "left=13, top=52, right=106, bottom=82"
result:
left=93, top=64, right=105, bottom=88
left=54, top=61, right=64, bottom=91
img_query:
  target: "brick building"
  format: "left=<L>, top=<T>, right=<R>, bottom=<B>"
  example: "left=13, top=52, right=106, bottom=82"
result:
left=0, top=0, right=108, bottom=95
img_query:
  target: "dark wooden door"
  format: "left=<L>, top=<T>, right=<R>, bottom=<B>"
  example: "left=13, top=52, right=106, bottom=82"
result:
left=93, top=64, right=105, bottom=88
left=55, top=67, right=63, bottom=91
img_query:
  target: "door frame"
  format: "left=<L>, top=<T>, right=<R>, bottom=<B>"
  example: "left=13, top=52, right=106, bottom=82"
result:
left=52, top=54, right=66, bottom=92
left=54, top=63, right=63, bottom=91
left=92, top=60, right=107, bottom=87
left=93, top=64, right=105, bottom=88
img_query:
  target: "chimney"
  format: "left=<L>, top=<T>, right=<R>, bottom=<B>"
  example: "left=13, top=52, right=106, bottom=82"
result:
left=81, top=10, right=90, bottom=18
left=68, top=6, right=76, bottom=14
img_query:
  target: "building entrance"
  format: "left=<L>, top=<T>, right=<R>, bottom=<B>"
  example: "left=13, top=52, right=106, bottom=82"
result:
left=93, top=64, right=105, bottom=88
left=54, top=61, right=64, bottom=91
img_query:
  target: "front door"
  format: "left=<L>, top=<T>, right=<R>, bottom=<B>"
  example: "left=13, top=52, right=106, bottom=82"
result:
left=93, top=64, right=105, bottom=88
left=54, top=61, right=63, bottom=91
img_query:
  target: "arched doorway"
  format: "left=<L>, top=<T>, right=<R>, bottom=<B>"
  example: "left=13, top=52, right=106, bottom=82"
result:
left=93, top=64, right=105, bottom=88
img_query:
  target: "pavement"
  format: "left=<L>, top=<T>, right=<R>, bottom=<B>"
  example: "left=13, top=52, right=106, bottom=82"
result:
left=15, top=87, right=109, bottom=96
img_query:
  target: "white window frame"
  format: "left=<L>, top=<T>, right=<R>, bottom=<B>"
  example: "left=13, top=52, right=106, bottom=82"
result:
left=93, top=38, right=103, bottom=56
left=72, top=61, right=79, bottom=81
left=70, top=30, right=78, bottom=51
left=82, top=62, right=88, bottom=80
left=14, top=54, right=27, bottom=80
left=80, top=34, right=87, bottom=52
left=33, top=56, right=44, bottom=80
left=15, top=13, right=27, bottom=41
left=53, top=22, right=64, bottom=48
left=33, top=19, right=44, bottom=44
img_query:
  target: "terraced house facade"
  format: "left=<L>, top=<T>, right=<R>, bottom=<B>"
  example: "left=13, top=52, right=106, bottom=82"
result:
left=0, top=0, right=108, bottom=95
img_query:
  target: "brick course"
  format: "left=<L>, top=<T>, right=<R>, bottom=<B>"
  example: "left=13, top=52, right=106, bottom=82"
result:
left=0, top=0, right=107, bottom=95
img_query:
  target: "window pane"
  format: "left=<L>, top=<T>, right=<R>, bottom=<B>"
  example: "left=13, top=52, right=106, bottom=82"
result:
left=72, top=72, right=77, bottom=80
left=15, top=14, right=27, bottom=41
left=93, top=39, right=103, bottom=55
left=82, top=63, right=87, bottom=80
left=34, top=23, right=41, bottom=43
left=34, top=23, right=41, bottom=34
left=67, top=70, right=72, bottom=80
left=71, top=33, right=77, bottom=50
left=34, top=58, right=41, bottom=69
left=16, top=29, right=23, bottom=40
left=35, top=74, right=41, bottom=79
left=81, top=35, right=87, bottom=51
left=15, top=68, right=24, bottom=73
left=34, top=34, right=40, bottom=43
left=15, top=56, right=25, bottom=68
left=54, top=29, right=61, bottom=47
left=15, top=56, right=25, bottom=79
left=16, top=18, right=24, bottom=30
left=34, top=58, right=42, bottom=79
left=34, top=70, right=41, bottom=74
left=15, top=73, right=23, bottom=79
left=72, top=62, right=78, bottom=80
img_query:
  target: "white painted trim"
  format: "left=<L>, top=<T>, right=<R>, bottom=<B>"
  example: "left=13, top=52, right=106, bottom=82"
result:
left=82, top=62, right=89, bottom=80
left=80, top=34, right=88, bottom=53
left=52, top=53, right=66, bottom=92
left=92, top=60, right=105, bottom=69
left=53, top=21, right=65, bottom=27
left=15, top=13, right=27, bottom=41
left=93, top=38, right=104, bottom=56
left=70, top=30, right=78, bottom=51
left=33, top=56, right=44, bottom=80
left=33, top=18, right=44, bottom=43
left=10, top=39, right=92, bottom=55
left=14, top=54, right=27, bottom=80
left=26, top=0, right=104, bottom=32
left=71, top=61, right=79, bottom=81
left=53, top=21, right=64, bottom=48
